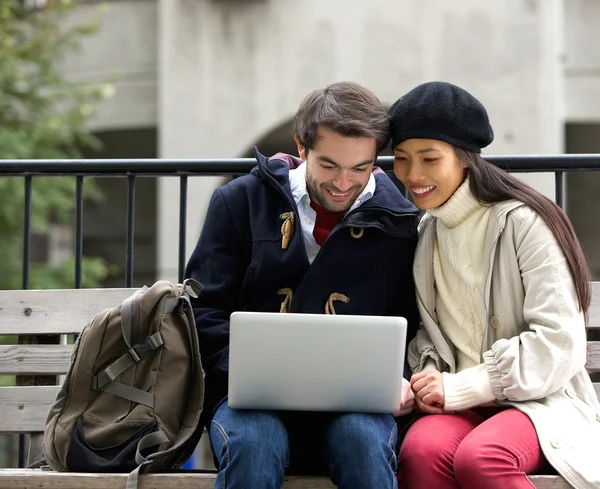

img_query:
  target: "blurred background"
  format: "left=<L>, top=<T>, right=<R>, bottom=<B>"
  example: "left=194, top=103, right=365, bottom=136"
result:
left=1, top=0, right=600, bottom=469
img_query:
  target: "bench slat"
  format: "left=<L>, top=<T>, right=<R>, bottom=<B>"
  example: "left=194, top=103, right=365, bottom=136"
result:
left=2, top=343, right=597, bottom=377
left=0, top=380, right=599, bottom=435
left=0, top=470, right=571, bottom=488
left=0, top=344, right=73, bottom=375
left=590, top=282, right=600, bottom=329
left=587, top=341, right=600, bottom=372
left=0, top=288, right=135, bottom=335
left=0, top=386, right=59, bottom=433
left=0, top=283, right=597, bottom=335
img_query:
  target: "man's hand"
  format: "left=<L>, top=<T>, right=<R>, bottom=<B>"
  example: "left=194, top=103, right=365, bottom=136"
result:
left=393, top=378, right=415, bottom=416
left=410, top=370, right=444, bottom=414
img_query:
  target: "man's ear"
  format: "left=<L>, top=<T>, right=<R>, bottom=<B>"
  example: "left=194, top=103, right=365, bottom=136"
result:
left=294, top=135, right=306, bottom=160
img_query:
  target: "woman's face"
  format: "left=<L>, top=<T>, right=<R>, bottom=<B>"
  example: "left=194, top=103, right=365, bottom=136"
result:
left=393, top=139, right=467, bottom=210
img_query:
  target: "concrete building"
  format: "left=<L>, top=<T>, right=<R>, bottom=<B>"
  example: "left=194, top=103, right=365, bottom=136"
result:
left=59, top=0, right=600, bottom=286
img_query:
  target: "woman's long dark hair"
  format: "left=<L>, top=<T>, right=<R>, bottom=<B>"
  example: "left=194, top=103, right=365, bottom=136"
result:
left=455, top=147, right=591, bottom=316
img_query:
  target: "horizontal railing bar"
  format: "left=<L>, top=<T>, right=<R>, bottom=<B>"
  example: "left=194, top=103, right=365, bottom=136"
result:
left=1, top=154, right=600, bottom=176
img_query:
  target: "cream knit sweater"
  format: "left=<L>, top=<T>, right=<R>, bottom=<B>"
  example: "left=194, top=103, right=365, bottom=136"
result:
left=427, top=177, right=497, bottom=411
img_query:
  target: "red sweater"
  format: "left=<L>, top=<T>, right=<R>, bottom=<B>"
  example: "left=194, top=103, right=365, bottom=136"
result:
left=310, top=200, right=345, bottom=246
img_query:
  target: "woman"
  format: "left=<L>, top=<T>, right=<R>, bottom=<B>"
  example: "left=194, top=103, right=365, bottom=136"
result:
left=388, top=81, right=600, bottom=489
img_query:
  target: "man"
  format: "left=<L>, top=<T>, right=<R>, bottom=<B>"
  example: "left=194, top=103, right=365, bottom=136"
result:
left=184, top=81, right=419, bottom=489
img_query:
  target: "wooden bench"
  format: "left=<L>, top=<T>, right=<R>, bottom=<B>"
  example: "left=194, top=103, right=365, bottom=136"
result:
left=0, top=285, right=598, bottom=489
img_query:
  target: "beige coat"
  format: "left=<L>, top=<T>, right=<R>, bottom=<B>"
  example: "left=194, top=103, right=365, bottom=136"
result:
left=408, top=200, right=600, bottom=489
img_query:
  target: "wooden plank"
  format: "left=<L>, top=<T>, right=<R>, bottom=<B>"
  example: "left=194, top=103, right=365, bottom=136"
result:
left=590, top=282, right=600, bottom=329
left=529, top=476, right=574, bottom=488
left=0, top=471, right=333, bottom=488
left=0, top=283, right=593, bottom=334
left=2, top=341, right=596, bottom=377
left=3, top=339, right=599, bottom=377
left=0, top=471, right=224, bottom=489
left=0, top=341, right=600, bottom=375
left=0, top=386, right=59, bottom=433
left=0, top=363, right=596, bottom=435
left=0, top=283, right=595, bottom=334
left=0, top=470, right=568, bottom=488
left=0, top=288, right=135, bottom=335
left=16, top=336, right=61, bottom=433
left=0, top=344, right=72, bottom=375
left=587, top=342, right=600, bottom=373
left=0, top=383, right=596, bottom=435
left=0, top=346, right=596, bottom=434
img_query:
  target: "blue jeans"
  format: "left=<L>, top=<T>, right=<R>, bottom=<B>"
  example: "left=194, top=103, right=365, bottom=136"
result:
left=208, top=400, right=398, bottom=489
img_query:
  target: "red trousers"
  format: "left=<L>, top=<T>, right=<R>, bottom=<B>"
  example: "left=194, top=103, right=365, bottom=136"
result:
left=398, top=408, right=553, bottom=489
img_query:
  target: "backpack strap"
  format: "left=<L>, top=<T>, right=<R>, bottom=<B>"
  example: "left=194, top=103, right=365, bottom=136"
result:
left=99, top=381, right=154, bottom=408
left=135, top=431, right=170, bottom=465
left=93, top=332, right=164, bottom=389
left=91, top=286, right=167, bottom=407
left=182, top=278, right=203, bottom=298
left=125, top=431, right=170, bottom=489
left=120, top=287, right=148, bottom=348
left=125, top=463, right=147, bottom=489
left=91, top=331, right=164, bottom=408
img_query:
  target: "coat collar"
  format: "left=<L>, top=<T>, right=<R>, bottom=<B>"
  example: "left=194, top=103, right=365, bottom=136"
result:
left=415, top=199, right=526, bottom=301
left=414, top=199, right=526, bottom=371
left=251, top=146, right=420, bottom=237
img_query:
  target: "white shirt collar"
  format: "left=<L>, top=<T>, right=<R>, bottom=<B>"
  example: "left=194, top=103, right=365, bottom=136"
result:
left=288, top=162, right=376, bottom=213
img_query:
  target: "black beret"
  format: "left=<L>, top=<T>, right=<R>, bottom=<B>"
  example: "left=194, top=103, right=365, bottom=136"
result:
left=388, top=81, right=494, bottom=153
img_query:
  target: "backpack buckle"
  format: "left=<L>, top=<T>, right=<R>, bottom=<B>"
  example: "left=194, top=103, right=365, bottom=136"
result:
left=104, top=366, right=118, bottom=382
left=128, top=348, right=141, bottom=362
left=130, top=333, right=164, bottom=362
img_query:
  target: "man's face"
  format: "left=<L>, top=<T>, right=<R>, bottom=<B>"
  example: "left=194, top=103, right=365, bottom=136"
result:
left=296, top=126, right=376, bottom=213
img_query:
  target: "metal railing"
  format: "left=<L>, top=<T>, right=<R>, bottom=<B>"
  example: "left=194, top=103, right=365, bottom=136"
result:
left=2, top=154, right=600, bottom=288
left=2, top=153, right=600, bottom=467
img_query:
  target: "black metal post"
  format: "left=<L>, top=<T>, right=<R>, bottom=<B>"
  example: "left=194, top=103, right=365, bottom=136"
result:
left=18, top=176, right=32, bottom=468
left=126, top=175, right=136, bottom=287
left=75, top=176, right=84, bottom=288
left=22, top=177, right=32, bottom=290
left=178, top=176, right=188, bottom=284
left=555, top=171, right=564, bottom=209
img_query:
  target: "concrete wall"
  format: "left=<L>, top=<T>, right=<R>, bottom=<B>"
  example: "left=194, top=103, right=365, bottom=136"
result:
left=59, top=0, right=158, bottom=131
left=157, top=0, right=566, bottom=281
left=564, top=0, right=600, bottom=122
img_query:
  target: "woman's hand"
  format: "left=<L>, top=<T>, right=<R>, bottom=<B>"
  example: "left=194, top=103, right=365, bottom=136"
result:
left=393, top=377, right=415, bottom=416
left=410, top=370, right=444, bottom=414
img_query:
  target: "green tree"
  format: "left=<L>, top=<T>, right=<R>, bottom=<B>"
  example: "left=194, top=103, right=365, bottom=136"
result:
left=0, top=0, right=116, bottom=290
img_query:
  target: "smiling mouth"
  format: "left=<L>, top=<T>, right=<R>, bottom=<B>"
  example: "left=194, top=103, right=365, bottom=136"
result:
left=411, top=185, right=436, bottom=197
left=325, top=188, right=352, bottom=198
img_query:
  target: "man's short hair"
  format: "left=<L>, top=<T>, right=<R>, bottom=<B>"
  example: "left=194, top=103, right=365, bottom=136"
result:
left=293, top=81, right=390, bottom=154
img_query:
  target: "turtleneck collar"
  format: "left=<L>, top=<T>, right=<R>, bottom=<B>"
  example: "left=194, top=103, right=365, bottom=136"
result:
left=427, top=176, right=484, bottom=228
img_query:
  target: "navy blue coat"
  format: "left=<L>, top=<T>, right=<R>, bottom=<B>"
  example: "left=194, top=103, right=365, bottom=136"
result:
left=184, top=148, right=421, bottom=424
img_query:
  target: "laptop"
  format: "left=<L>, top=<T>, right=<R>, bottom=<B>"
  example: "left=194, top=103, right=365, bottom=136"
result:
left=228, top=311, right=407, bottom=413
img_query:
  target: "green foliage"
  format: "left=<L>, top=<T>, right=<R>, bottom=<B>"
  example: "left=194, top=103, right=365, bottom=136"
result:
left=0, top=0, right=117, bottom=290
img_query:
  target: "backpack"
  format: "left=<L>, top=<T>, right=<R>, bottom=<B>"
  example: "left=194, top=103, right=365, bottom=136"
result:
left=43, top=279, right=204, bottom=488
